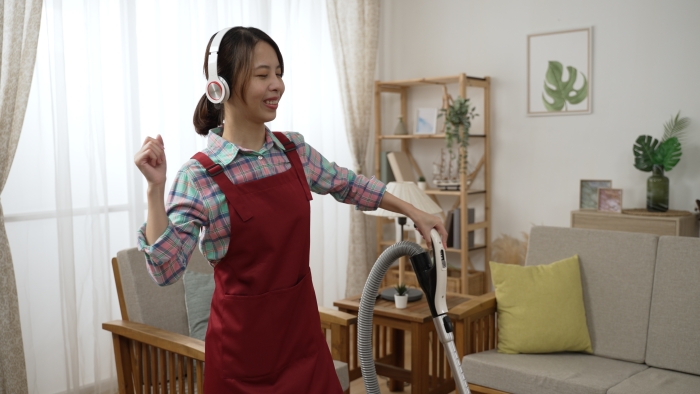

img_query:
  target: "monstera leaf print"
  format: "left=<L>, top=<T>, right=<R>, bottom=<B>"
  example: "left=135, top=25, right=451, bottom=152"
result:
left=542, top=61, right=588, bottom=112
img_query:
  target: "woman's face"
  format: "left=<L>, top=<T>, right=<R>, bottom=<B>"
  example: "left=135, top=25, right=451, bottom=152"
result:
left=231, top=41, right=285, bottom=125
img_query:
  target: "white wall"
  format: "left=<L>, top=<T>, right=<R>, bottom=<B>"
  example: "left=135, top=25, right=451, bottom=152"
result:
left=377, top=0, right=700, bottom=250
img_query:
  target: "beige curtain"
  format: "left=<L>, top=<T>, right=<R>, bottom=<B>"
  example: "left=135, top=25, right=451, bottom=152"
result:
left=326, top=0, right=380, bottom=297
left=0, top=0, right=43, bottom=393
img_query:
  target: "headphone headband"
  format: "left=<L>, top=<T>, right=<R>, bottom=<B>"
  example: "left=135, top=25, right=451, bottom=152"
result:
left=205, top=27, right=234, bottom=105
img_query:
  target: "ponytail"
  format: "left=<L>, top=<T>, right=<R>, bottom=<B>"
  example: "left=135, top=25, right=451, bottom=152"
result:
left=193, top=94, right=222, bottom=136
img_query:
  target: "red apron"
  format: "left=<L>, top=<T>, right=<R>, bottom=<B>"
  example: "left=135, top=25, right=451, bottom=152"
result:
left=192, top=132, right=342, bottom=393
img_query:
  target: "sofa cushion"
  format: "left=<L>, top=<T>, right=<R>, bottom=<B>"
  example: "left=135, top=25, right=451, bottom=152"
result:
left=116, top=247, right=214, bottom=337
left=607, top=367, right=700, bottom=394
left=645, top=236, right=700, bottom=375
left=183, top=271, right=215, bottom=341
left=525, top=226, right=658, bottom=363
left=490, top=256, right=592, bottom=354
left=461, top=350, right=648, bottom=394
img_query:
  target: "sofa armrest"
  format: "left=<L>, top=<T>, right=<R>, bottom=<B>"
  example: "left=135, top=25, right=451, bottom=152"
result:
left=318, top=306, right=357, bottom=326
left=103, top=320, right=204, bottom=394
left=103, top=320, right=205, bottom=360
left=318, top=307, right=356, bottom=364
left=448, top=292, right=498, bottom=358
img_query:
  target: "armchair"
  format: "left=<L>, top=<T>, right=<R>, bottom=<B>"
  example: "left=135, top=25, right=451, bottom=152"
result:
left=102, top=247, right=356, bottom=393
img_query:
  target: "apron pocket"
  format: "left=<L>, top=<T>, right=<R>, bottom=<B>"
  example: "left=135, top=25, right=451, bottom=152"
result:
left=219, top=269, right=318, bottom=382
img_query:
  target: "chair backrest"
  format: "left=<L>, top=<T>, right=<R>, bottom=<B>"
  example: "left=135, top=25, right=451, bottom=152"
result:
left=113, top=247, right=213, bottom=337
left=525, top=226, right=658, bottom=363
left=645, top=236, right=700, bottom=375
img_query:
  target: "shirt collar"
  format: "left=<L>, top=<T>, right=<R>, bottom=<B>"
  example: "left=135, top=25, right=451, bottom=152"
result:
left=205, top=126, right=286, bottom=166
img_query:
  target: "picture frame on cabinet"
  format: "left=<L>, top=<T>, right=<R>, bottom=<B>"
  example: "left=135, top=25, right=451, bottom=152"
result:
left=598, top=188, right=623, bottom=213
left=415, top=108, right=438, bottom=134
left=528, top=27, right=592, bottom=116
left=580, top=179, right=612, bottom=210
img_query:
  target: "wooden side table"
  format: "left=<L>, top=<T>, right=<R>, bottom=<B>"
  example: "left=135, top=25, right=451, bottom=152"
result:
left=571, top=209, right=699, bottom=237
left=334, top=291, right=474, bottom=394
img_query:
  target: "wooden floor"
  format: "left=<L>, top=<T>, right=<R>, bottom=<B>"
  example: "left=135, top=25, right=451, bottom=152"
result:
left=347, top=330, right=458, bottom=394
left=350, top=375, right=458, bottom=394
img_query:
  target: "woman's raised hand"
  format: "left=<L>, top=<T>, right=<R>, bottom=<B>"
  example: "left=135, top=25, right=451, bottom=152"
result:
left=134, top=135, right=167, bottom=186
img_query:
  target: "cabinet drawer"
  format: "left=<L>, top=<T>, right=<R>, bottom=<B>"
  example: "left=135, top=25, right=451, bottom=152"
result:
left=571, top=210, right=699, bottom=237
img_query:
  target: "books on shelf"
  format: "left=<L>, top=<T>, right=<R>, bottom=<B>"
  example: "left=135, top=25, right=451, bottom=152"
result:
left=386, top=151, right=416, bottom=182
left=380, top=152, right=396, bottom=184
left=447, top=208, right=474, bottom=249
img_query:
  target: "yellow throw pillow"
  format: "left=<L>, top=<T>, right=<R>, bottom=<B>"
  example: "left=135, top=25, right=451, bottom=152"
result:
left=490, top=255, right=593, bottom=354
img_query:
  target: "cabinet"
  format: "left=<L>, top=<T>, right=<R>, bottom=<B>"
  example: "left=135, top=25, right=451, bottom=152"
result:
left=373, top=74, right=491, bottom=295
left=571, top=210, right=699, bottom=237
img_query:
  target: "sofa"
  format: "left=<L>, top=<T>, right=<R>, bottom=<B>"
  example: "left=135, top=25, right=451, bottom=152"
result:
left=454, top=226, right=700, bottom=394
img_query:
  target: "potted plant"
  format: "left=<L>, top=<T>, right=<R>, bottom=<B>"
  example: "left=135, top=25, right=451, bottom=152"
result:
left=439, top=96, right=478, bottom=174
left=394, top=283, right=408, bottom=309
left=632, top=111, right=691, bottom=212
left=417, top=176, right=427, bottom=191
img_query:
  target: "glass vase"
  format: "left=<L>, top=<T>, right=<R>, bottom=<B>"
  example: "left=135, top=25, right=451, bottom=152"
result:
left=393, top=116, right=408, bottom=135
left=646, top=165, right=669, bottom=212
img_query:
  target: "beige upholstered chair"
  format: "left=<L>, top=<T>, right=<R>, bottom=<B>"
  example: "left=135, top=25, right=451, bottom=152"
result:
left=103, top=247, right=355, bottom=393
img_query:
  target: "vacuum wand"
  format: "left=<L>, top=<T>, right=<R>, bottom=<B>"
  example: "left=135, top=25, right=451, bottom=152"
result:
left=356, top=229, right=470, bottom=394
left=409, top=229, right=470, bottom=394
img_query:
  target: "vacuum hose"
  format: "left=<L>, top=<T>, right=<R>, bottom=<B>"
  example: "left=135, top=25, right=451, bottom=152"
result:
left=357, top=241, right=425, bottom=394
left=358, top=229, right=471, bottom=394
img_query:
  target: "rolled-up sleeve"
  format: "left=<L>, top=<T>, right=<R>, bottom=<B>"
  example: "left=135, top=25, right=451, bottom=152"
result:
left=292, top=133, right=386, bottom=211
left=137, top=167, right=207, bottom=286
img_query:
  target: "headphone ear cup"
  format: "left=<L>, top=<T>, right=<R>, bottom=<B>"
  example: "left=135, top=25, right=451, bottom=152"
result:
left=205, top=77, right=230, bottom=105
left=218, top=77, right=230, bottom=103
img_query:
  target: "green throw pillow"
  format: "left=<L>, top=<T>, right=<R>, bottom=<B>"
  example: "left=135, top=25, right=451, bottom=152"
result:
left=183, top=271, right=215, bottom=341
left=490, top=255, right=592, bottom=354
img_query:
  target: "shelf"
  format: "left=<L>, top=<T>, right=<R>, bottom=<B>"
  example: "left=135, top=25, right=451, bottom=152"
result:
left=424, top=188, right=486, bottom=196
left=379, top=134, right=486, bottom=140
left=376, top=74, right=488, bottom=89
left=379, top=241, right=486, bottom=253
left=373, top=72, right=491, bottom=297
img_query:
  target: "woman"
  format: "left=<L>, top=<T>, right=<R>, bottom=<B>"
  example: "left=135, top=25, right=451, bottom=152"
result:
left=134, top=26, right=447, bottom=393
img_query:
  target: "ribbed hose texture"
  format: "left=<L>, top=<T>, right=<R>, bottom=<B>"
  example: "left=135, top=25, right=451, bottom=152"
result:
left=358, top=241, right=425, bottom=394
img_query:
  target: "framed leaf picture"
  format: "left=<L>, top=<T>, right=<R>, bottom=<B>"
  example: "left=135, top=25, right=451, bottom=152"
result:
left=528, top=27, right=592, bottom=116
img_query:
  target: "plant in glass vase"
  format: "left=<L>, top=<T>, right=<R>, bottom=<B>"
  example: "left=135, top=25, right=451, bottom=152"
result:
left=633, top=111, right=691, bottom=212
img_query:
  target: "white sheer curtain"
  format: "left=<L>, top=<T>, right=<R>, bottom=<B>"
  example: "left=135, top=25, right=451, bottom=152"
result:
left=2, top=1, right=350, bottom=393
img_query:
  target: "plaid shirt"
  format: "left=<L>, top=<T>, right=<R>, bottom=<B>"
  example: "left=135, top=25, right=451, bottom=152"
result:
left=138, top=127, right=386, bottom=286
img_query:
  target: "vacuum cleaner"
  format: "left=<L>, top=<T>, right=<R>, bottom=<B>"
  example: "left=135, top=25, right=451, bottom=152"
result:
left=357, top=228, right=470, bottom=394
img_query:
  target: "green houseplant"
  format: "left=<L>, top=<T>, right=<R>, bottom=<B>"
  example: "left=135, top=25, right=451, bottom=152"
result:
left=439, top=97, right=478, bottom=174
left=394, top=283, right=408, bottom=309
left=633, top=111, right=691, bottom=212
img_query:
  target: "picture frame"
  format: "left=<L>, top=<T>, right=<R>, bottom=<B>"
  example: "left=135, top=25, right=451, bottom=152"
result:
left=580, top=179, right=612, bottom=210
left=528, top=27, right=592, bottom=116
left=598, top=188, right=623, bottom=213
left=415, top=108, right=438, bottom=135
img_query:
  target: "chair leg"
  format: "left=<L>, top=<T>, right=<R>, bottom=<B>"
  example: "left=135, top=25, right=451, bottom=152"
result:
left=112, top=334, right=134, bottom=394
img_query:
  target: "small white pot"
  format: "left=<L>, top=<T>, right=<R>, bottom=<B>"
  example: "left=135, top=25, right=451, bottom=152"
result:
left=394, top=294, right=408, bottom=309
left=417, top=181, right=427, bottom=191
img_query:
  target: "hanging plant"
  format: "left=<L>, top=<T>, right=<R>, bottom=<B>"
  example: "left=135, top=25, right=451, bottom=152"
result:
left=439, top=96, right=478, bottom=173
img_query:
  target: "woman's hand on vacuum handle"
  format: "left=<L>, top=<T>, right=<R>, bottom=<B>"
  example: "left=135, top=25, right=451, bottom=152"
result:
left=134, top=135, right=169, bottom=245
left=409, top=208, right=448, bottom=249
left=134, top=135, right=167, bottom=186
left=378, top=192, right=448, bottom=249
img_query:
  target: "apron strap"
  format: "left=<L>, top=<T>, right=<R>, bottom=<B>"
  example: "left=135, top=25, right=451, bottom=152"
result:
left=191, top=152, right=253, bottom=222
left=273, top=132, right=313, bottom=201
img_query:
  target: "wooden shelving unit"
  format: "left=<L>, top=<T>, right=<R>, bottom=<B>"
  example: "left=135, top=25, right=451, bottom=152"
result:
left=374, top=74, right=492, bottom=295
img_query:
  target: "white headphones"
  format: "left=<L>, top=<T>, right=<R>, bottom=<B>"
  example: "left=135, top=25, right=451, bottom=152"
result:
left=205, top=27, right=233, bottom=105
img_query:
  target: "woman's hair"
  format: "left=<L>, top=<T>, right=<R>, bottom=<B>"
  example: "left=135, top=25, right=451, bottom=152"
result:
left=192, top=27, right=284, bottom=136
